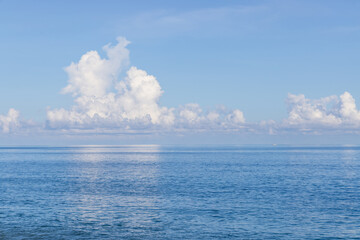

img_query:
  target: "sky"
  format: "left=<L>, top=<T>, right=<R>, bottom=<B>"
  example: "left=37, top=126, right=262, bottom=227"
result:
left=1, top=0, right=360, bottom=145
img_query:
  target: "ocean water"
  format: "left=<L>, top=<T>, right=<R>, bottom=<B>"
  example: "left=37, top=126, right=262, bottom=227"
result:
left=0, top=145, right=360, bottom=239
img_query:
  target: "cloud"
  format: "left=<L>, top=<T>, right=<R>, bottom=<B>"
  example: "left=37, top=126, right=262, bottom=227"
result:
left=283, top=91, right=360, bottom=130
left=62, top=37, right=130, bottom=97
left=47, top=66, right=175, bottom=130
left=246, top=92, right=360, bottom=136
left=0, top=108, right=20, bottom=133
left=47, top=37, right=245, bottom=132
left=174, top=104, right=245, bottom=131
left=42, top=37, right=360, bottom=137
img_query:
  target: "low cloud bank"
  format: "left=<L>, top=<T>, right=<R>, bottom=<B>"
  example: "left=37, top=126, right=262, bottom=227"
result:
left=2, top=37, right=360, bottom=136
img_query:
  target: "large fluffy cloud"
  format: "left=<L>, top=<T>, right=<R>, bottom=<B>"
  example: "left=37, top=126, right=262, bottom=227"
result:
left=62, top=37, right=130, bottom=98
left=47, top=66, right=175, bottom=129
left=0, top=108, right=20, bottom=133
left=46, top=37, right=245, bottom=132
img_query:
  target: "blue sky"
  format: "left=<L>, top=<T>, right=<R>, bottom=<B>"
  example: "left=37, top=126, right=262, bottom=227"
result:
left=1, top=0, right=360, bottom=144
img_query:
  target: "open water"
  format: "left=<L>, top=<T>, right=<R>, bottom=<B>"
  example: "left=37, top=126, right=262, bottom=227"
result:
left=0, top=145, right=360, bottom=239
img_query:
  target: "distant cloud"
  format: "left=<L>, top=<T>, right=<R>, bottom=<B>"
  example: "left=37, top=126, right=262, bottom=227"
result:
left=46, top=37, right=246, bottom=132
left=174, top=104, right=245, bottom=131
left=281, top=92, right=360, bottom=131
left=0, top=108, right=20, bottom=133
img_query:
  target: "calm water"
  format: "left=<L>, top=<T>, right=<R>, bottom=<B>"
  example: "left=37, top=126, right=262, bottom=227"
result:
left=0, top=145, right=360, bottom=239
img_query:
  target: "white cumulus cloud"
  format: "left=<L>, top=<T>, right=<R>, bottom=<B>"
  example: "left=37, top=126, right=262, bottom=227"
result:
left=47, top=66, right=174, bottom=129
left=62, top=37, right=130, bottom=97
left=0, top=108, right=20, bottom=133
left=284, top=91, right=360, bottom=129
left=47, top=37, right=245, bottom=132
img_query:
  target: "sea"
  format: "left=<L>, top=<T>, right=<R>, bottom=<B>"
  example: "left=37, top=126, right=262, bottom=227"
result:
left=0, top=145, right=360, bottom=239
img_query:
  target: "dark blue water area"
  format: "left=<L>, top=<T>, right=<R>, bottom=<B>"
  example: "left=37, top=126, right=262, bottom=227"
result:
left=0, top=145, right=360, bottom=239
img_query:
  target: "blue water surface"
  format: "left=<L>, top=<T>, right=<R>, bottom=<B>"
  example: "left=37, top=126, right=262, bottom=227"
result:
left=0, top=145, right=360, bottom=239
